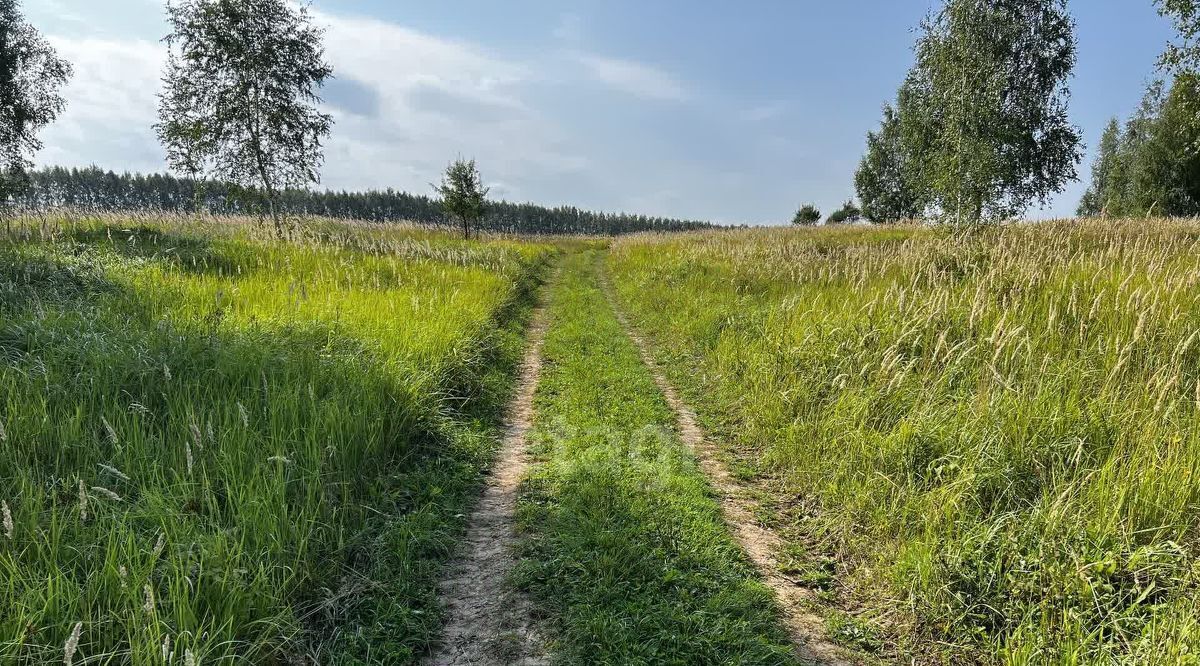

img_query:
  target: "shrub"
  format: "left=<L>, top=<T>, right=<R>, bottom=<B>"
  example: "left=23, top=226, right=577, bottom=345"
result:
left=792, top=204, right=821, bottom=226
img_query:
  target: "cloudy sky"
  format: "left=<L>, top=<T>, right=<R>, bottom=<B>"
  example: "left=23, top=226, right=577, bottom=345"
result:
left=29, top=0, right=1174, bottom=224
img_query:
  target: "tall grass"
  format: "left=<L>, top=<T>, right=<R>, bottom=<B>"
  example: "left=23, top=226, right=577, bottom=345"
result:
left=0, top=214, right=552, bottom=663
left=608, top=220, right=1200, bottom=663
left=514, top=250, right=794, bottom=664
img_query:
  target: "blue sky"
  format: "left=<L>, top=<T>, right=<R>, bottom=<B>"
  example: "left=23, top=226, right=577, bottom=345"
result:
left=29, top=1, right=1175, bottom=224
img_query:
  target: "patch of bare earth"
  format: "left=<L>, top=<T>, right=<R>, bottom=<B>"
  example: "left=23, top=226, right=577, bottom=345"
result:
left=425, top=304, right=550, bottom=666
left=603, top=280, right=858, bottom=666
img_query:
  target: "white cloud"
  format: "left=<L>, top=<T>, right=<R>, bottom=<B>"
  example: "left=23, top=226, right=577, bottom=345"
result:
left=317, top=11, right=530, bottom=112
left=36, top=11, right=590, bottom=205
left=574, top=53, right=690, bottom=102
left=37, top=37, right=164, bottom=172
left=313, top=10, right=588, bottom=199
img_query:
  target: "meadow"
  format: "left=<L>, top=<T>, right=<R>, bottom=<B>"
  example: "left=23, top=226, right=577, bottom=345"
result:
left=6, top=212, right=1200, bottom=665
left=0, top=213, right=552, bottom=663
left=608, top=220, right=1200, bottom=664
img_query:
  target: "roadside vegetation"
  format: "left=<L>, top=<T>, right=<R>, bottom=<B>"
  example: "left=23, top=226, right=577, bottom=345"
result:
left=609, top=221, right=1200, bottom=663
left=0, top=213, right=552, bottom=663
left=514, top=250, right=796, bottom=664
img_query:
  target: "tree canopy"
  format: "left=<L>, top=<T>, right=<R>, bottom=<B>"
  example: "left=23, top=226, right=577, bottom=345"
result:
left=913, top=0, right=1081, bottom=222
left=792, top=204, right=821, bottom=226
left=0, top=0, right=72, bottom=199
left=433, top=158, right=489, bottom=239
left=1075, top=3, right=1200, bottom=218
left=826, top=200, right=862, bottom=225
left=857, top=0, right=1081, bottom=225
left=854, top=103, right=927, bottom=223
left=1158, top=0, right=1200, bottom=74
left=1077, top=75, right=1200, bottom=218
left=156, top=0, right=333, bottom=235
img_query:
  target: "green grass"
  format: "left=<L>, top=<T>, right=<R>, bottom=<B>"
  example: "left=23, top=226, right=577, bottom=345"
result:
left=0, top=215, right=553, bottom=663
left=16, top=212, right=1197, bottom=664
left=608, top=221, right=1200, bottom=664
left=514, top=249, right=795, bottom=665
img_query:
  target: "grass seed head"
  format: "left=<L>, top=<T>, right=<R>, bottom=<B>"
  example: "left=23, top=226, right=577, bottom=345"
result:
left=189, top=418, right=203, bottom=450
left=90, top=486, right=122, bottom=502
left=98, top=463, right=130, bottom=482
left=100, top=416, right=118, bottom=445
left=2, top=501, right=12, bottom=539
left=63, top=622, right=82, bottom=666
left=77, top=479, right=88, bottom=521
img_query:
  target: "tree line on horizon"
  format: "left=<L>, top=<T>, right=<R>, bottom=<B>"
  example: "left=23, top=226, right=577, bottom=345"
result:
left=1075, top=1, right=1200, bottom=218
left=10, top=165, right=717, bottom=235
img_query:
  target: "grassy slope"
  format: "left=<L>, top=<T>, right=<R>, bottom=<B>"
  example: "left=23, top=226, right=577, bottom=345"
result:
left=608, top=222, right=1200, bottom=664
left=0, top=217, right=552, bottom=664
left=514, top=249, right=794, bottom=665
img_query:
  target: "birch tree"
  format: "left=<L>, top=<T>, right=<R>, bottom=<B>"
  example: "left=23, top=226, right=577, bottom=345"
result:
left=156, top=0, right=333, bottom=235
left=0, top=0, right=72, bottom=203
left=904, top=0, right=1082, bottom=223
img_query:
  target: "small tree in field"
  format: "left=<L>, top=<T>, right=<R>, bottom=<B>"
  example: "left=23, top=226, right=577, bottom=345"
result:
left=156, top=0, right=333, bottom=236
left=0, top=0, right=73, bottom=205
left=434, top=159, right=489, bottom=239
left=826, top=200, right=862, bottom=225
left=792, top=204, right=821, bottom=226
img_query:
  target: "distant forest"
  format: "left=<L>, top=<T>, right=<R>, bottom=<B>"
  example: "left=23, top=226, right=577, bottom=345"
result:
left=12, top=166, right=720, bottom=235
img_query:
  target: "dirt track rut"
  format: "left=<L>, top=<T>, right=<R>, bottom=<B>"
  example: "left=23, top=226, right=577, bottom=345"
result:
left=426, top=303, right=550, bottom=666
left=603, top=275, right=856, bottom=666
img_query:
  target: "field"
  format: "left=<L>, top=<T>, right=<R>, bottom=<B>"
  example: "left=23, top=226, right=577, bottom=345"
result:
left=3, top=215, right=1200, bottom=665
left=609, top=220, right=1200, bottom=663
left=0, top=214, right=552, bottom=663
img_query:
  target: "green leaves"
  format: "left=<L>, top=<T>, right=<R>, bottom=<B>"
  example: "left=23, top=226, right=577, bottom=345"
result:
left=859, top=0, right=1082, bottom=225
left=1077, top=2, right=1200, bottom=219
left=433, top=158, right=489, bottom=239
left=1079, top=74, right=1200, bottom=218
left=826, top=200, right=862, bottom=225
left=855, top=104, right=927, bottom=223
left=0, top=0, right=72, bottom=188
left=1157, top=0, right=1200, bottom=72
left=1077, top=118, right=1122, bottom=217
left=920, top=0, right=1082, bottom=223
left=792, top=203, right=821, bottom=226
left=155, top=0, right=334, bottom=232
